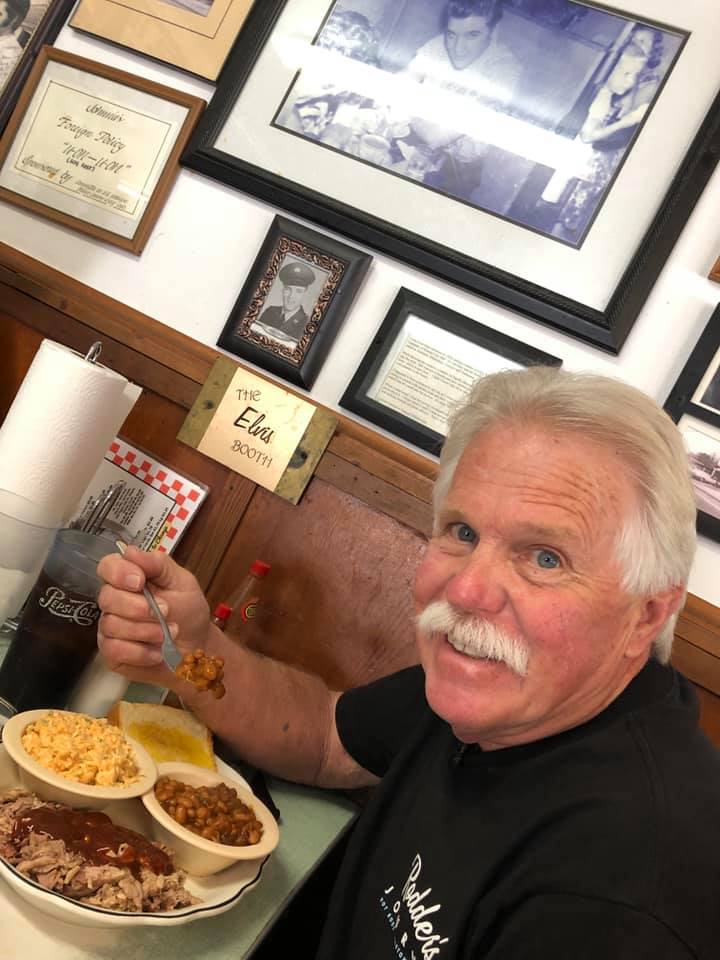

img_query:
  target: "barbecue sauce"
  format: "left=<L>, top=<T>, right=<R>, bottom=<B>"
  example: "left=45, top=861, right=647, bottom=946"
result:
left=12, top=805, right=172, bottom=877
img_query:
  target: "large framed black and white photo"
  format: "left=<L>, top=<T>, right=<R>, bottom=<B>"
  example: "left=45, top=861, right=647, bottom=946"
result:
left=183, top=0, right=720, bottom=354
left=0, top=0, right=75, bottom=134
left=665, top=305, right=720, bottom=543
left=217, top=215, right=371, bottom=388
left=340, top=287, right=561, bottom=456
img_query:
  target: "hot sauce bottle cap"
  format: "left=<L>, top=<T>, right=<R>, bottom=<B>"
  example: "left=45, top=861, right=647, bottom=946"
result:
left=250, top=560, right=271, bottom=578
left=213, top=603, right=233, bottom=623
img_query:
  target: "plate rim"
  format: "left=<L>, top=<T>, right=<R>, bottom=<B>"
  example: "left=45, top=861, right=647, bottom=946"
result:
left=0, top=744, right=271, bottom=925
left=0, top=852, right=268, bottom=923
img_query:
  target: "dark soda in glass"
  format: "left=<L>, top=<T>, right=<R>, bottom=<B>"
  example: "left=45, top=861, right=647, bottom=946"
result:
left=0, top=530, right=111, bottom=711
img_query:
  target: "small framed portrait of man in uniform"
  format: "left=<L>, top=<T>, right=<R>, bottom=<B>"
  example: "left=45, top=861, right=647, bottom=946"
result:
left=217, top=215, right=372, bottom=389
left=251, top=258, right=323, bottom=349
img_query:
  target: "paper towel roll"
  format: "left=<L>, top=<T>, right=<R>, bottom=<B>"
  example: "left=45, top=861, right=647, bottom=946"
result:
left=0, top=339, right=142, bottom=521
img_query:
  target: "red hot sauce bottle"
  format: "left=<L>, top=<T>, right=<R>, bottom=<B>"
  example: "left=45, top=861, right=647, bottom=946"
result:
left=223, top=560, right=272, bottom=636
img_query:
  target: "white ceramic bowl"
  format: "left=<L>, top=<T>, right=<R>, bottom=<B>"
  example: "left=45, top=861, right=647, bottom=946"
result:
left=0, top=744, right=266, bottom=927
left=141, top=762, right=280, bottom=877
left=1, top=708, right=157, bottom=808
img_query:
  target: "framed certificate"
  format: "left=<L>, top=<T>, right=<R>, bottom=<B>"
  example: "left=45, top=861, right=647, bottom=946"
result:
left=0, top=46, right=205, bottom=254
left=341, top=287, right=562, bottom=456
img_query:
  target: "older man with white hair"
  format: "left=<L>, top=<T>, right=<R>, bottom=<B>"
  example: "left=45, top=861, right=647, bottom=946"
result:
left=97, top=366, right=720, bottom=959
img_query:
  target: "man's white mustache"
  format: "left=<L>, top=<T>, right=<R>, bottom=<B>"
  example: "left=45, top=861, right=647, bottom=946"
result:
left=417, top=600, right=529, bottom=677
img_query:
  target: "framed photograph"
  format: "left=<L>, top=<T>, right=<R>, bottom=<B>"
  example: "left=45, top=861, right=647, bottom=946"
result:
left=0, top=46, right=205, bottom=254
left=665, top=305, right=720, bottom=542
left=183, top=0, right=720, bottom=354
left=70, top=0, right=254, bottom=82
left=340, top=287, right=562, bottom=455
left=217, top=215, right=372, bottom=388
left=0, top=0, right=75, bottom=134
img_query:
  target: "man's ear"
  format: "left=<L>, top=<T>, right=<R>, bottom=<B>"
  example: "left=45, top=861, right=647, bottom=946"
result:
left=624, top=584, right=685, bottom=658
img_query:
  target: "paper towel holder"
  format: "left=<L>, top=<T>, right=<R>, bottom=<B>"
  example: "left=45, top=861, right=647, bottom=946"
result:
left=85, top=342, right=102, bottom=364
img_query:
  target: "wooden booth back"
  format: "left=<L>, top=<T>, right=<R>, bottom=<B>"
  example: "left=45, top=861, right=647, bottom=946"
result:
left=2, top=242, right=720, bottom=744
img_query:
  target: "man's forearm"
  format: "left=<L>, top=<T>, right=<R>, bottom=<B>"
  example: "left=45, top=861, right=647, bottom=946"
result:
left=168, top=624, right=338, bottom=786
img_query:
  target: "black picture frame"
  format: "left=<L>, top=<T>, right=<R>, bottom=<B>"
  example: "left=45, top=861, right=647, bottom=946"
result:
left=217, top=215, right=371, bottom=388
left=664, top=305, right=720, bottom=543
left=340, top=287, right=562, bottom=456
left=183, top=0, right=720, bottom=355
left=0, top=0, right=75, bottom=135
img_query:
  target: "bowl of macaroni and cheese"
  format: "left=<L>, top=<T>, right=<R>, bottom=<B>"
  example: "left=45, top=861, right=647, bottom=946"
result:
left=1, top=709, right=157, bottom=807
left=141, top=762, right=279, bottom=876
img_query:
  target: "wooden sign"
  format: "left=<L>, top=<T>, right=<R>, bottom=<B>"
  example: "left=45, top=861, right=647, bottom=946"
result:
left=177, top=358, right=337, bottom=504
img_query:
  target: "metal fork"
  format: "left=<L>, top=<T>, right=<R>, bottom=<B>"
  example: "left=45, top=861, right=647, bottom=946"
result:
left=115, top=540, right=181, bottom=670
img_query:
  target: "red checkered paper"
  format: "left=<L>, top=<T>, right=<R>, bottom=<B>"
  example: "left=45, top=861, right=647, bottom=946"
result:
left=72, top=438, right=208, bottom=553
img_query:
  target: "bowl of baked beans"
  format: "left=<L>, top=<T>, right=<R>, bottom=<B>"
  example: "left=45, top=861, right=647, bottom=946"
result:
left=141, top=762, right=279, bottom=876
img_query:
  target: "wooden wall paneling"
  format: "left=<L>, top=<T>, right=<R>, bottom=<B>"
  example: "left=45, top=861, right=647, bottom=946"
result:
left=315, top=453, right=433, bottom=537
left=206, top=479, right=426, bottom=690
left=0, top=246, right=214, bottom=383
left=672, top=594, right=720, bottom=748
left=675, top=594, right=720, bottom=670
left=0, top=309, right=43, bottom=418
left=3, top=240, right=720, bottom=741
left=672, top=637, right=720, bottom=699
left=1, top=308, right=249, bottom=585
left=0, top=241, right=439, bottom=481
left=328, top=427, right=438, bottom=486
left=0, top=282, right=199, bottom=409
left=181, top=473, right=258, bottom=590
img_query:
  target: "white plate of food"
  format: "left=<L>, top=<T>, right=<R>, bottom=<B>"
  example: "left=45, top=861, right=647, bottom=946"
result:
left=0, top=711, right=275, bottom=928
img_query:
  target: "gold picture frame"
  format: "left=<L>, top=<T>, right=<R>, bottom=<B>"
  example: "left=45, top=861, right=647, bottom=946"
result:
left=70, top=0, right=254, bottom=81
left=0, top=47, right=205, bottom=254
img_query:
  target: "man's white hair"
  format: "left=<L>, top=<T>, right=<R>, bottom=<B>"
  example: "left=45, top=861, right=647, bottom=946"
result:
left=433, top=367, right=697, bottom=663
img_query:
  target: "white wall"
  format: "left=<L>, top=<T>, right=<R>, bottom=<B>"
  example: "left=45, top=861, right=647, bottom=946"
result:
left=2, top=24, right=719, bottom=606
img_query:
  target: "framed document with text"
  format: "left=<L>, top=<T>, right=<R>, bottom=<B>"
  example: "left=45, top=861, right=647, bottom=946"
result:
left=341, top=288, right=561, bottom=456
left=0, top=47, right=204, bottom=254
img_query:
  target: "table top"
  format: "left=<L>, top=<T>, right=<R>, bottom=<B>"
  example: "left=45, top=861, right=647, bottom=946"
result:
left=0, top=625, right=358, bottom=960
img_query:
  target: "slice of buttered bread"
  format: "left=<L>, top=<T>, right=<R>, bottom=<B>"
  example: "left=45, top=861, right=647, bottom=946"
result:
left=107, top=701, right=216, bottom=770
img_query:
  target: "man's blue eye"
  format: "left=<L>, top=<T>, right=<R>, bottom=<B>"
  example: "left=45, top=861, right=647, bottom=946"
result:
left=535, top=550, right=560, bottom=569
left=454, top=523, right=476, bottom=543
